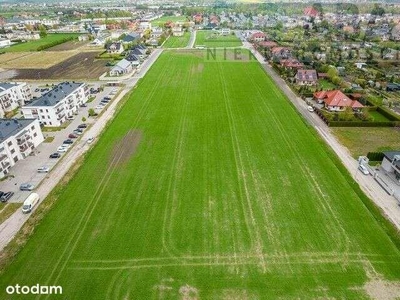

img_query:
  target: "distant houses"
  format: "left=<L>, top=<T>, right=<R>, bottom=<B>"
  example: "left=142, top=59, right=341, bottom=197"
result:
left=0, top=82, right=32, bottom=117
left=106, top=42, right=124, bottom=55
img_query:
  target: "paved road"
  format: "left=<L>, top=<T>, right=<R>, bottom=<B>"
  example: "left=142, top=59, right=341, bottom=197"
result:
left=243, top=41, right=400, bottom=230
left=187, top=30, right=196, bottom=49
left=0, top=49, right=164, bottom=251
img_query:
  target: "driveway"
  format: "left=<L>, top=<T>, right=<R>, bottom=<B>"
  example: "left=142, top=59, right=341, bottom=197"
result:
left=243, top=41, right=400, bottom=230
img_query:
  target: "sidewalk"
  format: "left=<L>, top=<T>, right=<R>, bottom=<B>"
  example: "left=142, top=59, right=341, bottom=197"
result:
left=0, top=49, right=164, bottom=251
left=243, top=41, right=400, bottom=230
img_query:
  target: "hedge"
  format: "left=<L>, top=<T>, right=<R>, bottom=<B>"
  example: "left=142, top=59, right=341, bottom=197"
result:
left=36, top=37, right=75, bottom=51
left=328, top=121, right=399, bottom=127
left=376, top=106, right=400, bottom=122
left=367, top=152, right=384, bottom=161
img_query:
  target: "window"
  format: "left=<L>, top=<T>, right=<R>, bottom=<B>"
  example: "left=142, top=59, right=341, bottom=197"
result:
left=13, top=156, right=18, bottom=163
left=46, top=109, right=49, bottom=112
left=33, top=132, right=37, bottom=137
left=7, top=141, right=12, bottom=147
left=40, top=109, right=43, bottom=113
left=31, top=125, right=34, bottom=130
left=11, top=149, right=15, bottom=154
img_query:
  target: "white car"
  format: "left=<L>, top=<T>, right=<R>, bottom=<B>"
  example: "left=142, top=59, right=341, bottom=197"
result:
left=57, top=146, right=68, bottom=153
left=95, top=105, right=103, bottom=110
left=67, top=116, right=75, bottom=121
left=37, top=166, right=50, bottom=173
left=307, top=106, right=314, bottom=112
left=358, top=164, right=369, bottom=175
left=87, top=137, right=95, bottom=144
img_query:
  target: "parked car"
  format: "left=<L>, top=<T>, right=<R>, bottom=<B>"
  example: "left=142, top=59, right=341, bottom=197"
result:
left=87, top=137, right=95, bottom=144
left=80, top=103, right=88, bottom=108
left=22, top=193, right=40, bottom=214
left=1, top=192, right=14, bottom=202
left=68, top=133, right=78, bottom=139
left=0, top=191, right=4, bottom=198
left=37, top=166, right=50, bottom=173
left=63, top=139, right=74, bottom=144
left=73, top=130, right=83, bottom=135
left=78, top=124, right=87, bottom=129
left=307, top=106, right=314, bottom=112
left=67, top=116, right=75, bottom=121
left=358, top=164, right=369, bottom=175
left=104, top=96, right=111, bottom=100
left=20, top=183, right=35, bottom=191
left=49, top=153, right=61, bottom=159
left=57, top=145, right=69, bottom=152
left=95, top=105, right=103, bottom=110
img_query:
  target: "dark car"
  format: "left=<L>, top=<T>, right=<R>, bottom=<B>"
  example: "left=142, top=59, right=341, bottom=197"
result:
left=0, top=191, right=4, bottom=198
left=63, top=139, right=73, bottom=144
left=80, top=103, right=88, bottom=108
left=104, top=96, right=111, bottom=100
left=78, top=124, right=87, bottom=129
left=49, top=153, right=61, bottom=159
left=68, top=133, right=78, bottom=139
left=1, top=192, right=14, bottom=202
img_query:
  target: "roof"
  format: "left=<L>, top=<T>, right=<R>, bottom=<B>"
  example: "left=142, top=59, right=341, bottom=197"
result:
left=112, top=59, right=131, bottom=70
left=314, top=90, right=364, bottom=108
left=271, top=47, right=290, bottom=54
left=0, top=118, right=36, bottom=142
left=107, top=42, right=122, bottom=51
left=304, top=6, right=319, bottom=17
left=258, top=41, right=277, bottom=48
left=383, top=151, right=400, bottom=163
left=123, top=32, right=139, bottom=43
left=25, top=82, right=83, bottom=107
left=0, top=82, right=19, bottom=92
left=296, top=69, right=317, bottom=81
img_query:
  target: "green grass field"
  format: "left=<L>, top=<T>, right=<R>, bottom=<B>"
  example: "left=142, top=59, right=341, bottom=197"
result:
left=1, top=33, right=79, bottom=52
left=1, top=50, right=400, bottom=299
left=162, top=32, right=191, bottom=48
left=151, top=16, right=188, bottom=27
left=195, top=30, right=242, bottom=48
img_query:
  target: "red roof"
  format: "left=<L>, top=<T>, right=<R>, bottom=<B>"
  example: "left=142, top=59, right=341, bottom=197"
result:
left=258, top=41, right=277, bottom=48
left=304, top=6, right=319, bottom=17
left=314, top=90, right=364, bottom=108
left=280, top=58, right=303, bottom=69
left=271, top=47, right=290, bottom=54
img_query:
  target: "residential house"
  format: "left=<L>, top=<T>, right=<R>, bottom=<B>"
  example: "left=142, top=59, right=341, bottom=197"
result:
left=258, top=41, right=277, bottom=49
left=220, top=28, right=230, bottom=36
left=139, top=21, right=152, bottom=31
left=296, top=70, right=318, bottom=86
left=280, top=58, right=303, bottom=70
left=0, top=82, right=32, bottom=117
left=271, top=47, right=291, bottom=60
left=21, top=82, right=89, bottom=127
left=0, top=38, right=11, bottom=48
left=122, top=32, right=140, bottom=44
left=109, top=59, right=133, bottom=77
left=304, top=7, right=320, bottom=18
left=151, top=27, right=163, bottom=39
left=107, top=42, right=124, bottom=55
left=78, top=34, right=89, bottom=42
left=391, top=24, right=400, bottom=41
left=125, top=53, right=140, bottom=66
left=91, top=34, right=111, bottom=46
left=314, top=90, right=364, bottom=112
left=0, top=118, right=44, bottom=178
left=249, top=32, right=266, bottom=42
left=381, top=151, right=400, bottom=181
left=172, top=26, right=184, bottom=37
left=355, top=62, right=367, bottom=69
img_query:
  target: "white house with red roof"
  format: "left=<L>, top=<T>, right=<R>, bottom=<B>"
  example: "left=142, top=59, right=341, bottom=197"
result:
left=314, top=90, right=364, bottom=112
left=280, top=58, right=303, bottom=70
left=249, top=32, right=266, bottom=42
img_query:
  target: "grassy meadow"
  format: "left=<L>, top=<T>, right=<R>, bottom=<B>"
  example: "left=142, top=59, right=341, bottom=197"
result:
left=163, top=32, right=191, bottom=48
left=195, top=30, right=242, bottom=48
left=1, top=50, right=400, bottom=299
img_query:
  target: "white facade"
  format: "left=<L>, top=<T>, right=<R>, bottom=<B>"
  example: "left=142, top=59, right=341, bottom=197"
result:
left=0, top=38, right=11, bottom=48
left=0, top=82, right=32, bottom=117
left=139, top=21, right=152, bottom=31
left=21, top=82, right=89, bottom=127
left=0, top=119, right=44, bottom=178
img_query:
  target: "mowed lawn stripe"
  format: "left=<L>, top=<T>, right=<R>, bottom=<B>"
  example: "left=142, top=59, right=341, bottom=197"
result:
left=1, top=50, right=400, bottom=299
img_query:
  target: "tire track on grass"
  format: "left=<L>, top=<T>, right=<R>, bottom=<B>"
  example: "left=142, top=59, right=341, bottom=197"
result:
left=218, top=64, right=267, bottom=273
left=40, top=54, right=171, bottom=299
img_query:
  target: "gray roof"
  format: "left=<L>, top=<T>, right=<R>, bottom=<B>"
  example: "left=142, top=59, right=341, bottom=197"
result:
left=0, top=82, right=19, bottom=92
left=383, top=151, right=400, bottom=162
left=0, top=119, right=36, bottom=142
left=25, top=82, right=83, bottom=107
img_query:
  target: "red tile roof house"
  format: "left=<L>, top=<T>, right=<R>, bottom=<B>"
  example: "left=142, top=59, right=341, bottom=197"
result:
left=314, top=90, right=364, bottom=112
left=296, top=69, right=318, bottom=86
left=280, top=58, right=303, bottom=70
left=250, top=32, right=266, bottom=42
left=304, top=6, right=320, bottom=18
left=258, top=41, right=277, bottom=49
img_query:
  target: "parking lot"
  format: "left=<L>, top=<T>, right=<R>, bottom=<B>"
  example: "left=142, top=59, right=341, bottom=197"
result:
left=0, top=84, right=118, bottom=203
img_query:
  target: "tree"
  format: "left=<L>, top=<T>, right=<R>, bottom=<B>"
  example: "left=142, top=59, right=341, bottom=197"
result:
left=39, top=24, right=47, bottom=38
left=88, top=108, right=96, bottom=117
left=82, top=117, right=86, bottom=122
left=371, top=4, right=385, bottom=16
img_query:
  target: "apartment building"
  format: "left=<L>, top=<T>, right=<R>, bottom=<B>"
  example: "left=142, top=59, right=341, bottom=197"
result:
left=0, top=118, right=44, bottom=178
left=0, top=82, right=32, bottom=117
left=21, top=82, right=89, bottom=127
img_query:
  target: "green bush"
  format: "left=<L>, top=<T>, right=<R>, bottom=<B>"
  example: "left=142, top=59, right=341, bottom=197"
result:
left=367, top=152, right=384, bottom=161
